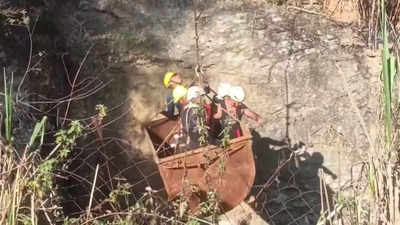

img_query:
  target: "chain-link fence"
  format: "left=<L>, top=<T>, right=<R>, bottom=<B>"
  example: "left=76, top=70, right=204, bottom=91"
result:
left=252, top=138, right=334, bottom=225
left=58, top=137, right=164, bottom=216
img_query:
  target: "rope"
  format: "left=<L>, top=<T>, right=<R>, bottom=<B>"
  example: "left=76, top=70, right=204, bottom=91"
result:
left=191, top=0, right=263, bottom=126
left=193, top=0, right=201, bottom=69
left=193, top=0, right=205, bottom=88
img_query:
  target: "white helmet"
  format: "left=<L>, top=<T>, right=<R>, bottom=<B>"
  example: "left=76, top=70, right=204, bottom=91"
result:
left=217, top=83, right=231, bottom=99
left=187, top=86, right=205, bottom=101
left=229, top=86, right=245, bottom=102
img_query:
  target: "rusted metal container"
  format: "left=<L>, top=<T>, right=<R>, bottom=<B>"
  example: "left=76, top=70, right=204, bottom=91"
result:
left=144, top=116, right=256, bottom=211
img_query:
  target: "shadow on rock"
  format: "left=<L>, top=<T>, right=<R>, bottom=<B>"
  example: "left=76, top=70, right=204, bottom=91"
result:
left=58, top=130, right=165, bottom=216
left=250, top=130, right=336, bottom=225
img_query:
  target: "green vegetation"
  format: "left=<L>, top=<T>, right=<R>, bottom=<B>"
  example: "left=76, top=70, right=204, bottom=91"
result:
left=0, top=6, right=223, bottom=225
left=321, top=1, right=400, bottom=224
left=2, top=0, right=400, bottom=225
left=381, top=0, right=395, bottom=147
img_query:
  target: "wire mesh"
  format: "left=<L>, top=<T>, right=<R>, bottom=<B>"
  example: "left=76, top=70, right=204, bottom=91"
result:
left=253, top=149, right=333, bottom=225
left=57, top=137, right=164, bottom=216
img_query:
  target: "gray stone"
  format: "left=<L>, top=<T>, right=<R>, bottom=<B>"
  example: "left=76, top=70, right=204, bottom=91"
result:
left=219, top=202, right=270, bottom=225
left=326, top=34, right=335, bottom=40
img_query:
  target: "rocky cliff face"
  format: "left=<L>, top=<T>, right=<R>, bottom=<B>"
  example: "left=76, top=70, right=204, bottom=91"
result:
left=57, top=0, right=379, bottom=184
left=0, top=0, right=381, bottom=222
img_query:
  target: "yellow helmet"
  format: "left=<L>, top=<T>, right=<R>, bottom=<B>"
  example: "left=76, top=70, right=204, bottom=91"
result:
left=172, top=85, right=187, bottom=103
left=163, top=72, right=176, bottom=88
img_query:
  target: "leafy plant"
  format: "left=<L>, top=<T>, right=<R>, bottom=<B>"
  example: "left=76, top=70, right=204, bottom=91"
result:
left=172, top=182, right=221, bottom=225
left=193, top=105, right=209, bottom=146
left=29, top=158, right=57, bottom=198
left=96, top=104, right=108, bottom=118
left=197, top=189, right=220, bottom=222
left=55, top=120, right=83, bottom=159
left=219, top=118, right=235, bottom=149
left=381, top=0, right=396, bottom=147
left=108, top=182, right=133, bottom=207
left=186, top=220, right=201, bottom=225
left=0, top=116, right=55, bottom=225
left=28, top=116, right=47, bottom=148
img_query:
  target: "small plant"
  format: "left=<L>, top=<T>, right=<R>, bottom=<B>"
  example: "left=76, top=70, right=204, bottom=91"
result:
left=186, top=220, right=201, bottom=225
left=29, top=120, right=83, bottom=208
left=197, top=189, right=220, bottom=223
left=219, top=118, right=235, bottom=149
left=30, top=158, right=57, bottom=198
left=381, top=0, right=396, bottom=147
left=28, top=116, right=47, bottom=148
left=173, top=180, right=221, bottom=225
left=55, top=120, right=83, bottom=159
left=63, top=217, right=80, bottom=225
left=108, top=181, right=133, bottom=210
left=96, top=104, right=108, bottom=118
left=0, top=116, right=62, bottom=225
left=193, top=104, right=209, bottom=146
left=92, top=104, right=107, bottom=142
left=174, top=179, right=194, bottom=219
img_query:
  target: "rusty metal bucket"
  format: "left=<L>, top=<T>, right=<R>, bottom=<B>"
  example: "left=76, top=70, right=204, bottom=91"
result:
left=144, top=116, right=256, bottom=211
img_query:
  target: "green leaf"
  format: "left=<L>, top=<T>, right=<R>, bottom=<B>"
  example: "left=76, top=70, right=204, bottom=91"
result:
left=381, top=0, right=392, bottom=147
left=96, top=104, right=108, bottom=118
left=389, top=56, right=397, bottom=101
left=29, top=116, right=47, bottom=147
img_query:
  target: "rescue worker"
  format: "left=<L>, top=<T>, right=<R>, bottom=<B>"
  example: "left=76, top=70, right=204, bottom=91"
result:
left=215, top=82, right=231, bottom=101
left=163, top=71, right=183, bottom=118
left=214, top=85, right=262, bottom=139
left=229, top=86, right=262, bottom=124
left=176, top=86, right=213, bottom=150
left=211, top=83, right=231, bottom=138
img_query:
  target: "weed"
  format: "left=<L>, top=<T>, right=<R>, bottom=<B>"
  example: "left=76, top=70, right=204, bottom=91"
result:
left=108, top=181, right=133, bottom=209
left=193, top=104, right=209, bottom=147
left=96, top=104, right=108, bottom=118
left=28, top=116, right=47, bottom=148
left=330, top=1, right=400, bottom=224
left=381, top=0, right=395, bottom=147
left=197, top=190, right=220, bottom=222
left=172, top=180, right=221, bottom=225
left=219, top=118, right=235, bottom=149
left=55, top=120, right=82, bottom=160
left=186, top=220, right=201, bottom=225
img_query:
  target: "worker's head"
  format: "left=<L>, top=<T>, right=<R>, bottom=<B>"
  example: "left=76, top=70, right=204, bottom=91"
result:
left=163, top=72, right=182, bottom=88
left=216, top=83, right=231, bottom=100
left=187, top=86, right=205, bottom=103
left=228, top=86, right=245, bottom=107
left=172, top=85, right=187, bottom=104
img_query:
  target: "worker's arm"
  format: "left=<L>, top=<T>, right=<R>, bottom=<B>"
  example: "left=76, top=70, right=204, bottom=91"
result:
left=213, top=103, right=223, bottom=119
left=242, top=107, right=264, bottom=126
left=243, top=108, right=260, bottom=121
left=165, top=93, right=175, bottom=118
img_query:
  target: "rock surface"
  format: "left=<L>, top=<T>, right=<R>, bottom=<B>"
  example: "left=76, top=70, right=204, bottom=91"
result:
left=219, top=202, right=270, bottom=225
left=0, top=0, right=381, bottom=223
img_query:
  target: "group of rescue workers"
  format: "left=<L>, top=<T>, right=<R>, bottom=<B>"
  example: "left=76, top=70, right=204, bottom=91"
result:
left=162, top=71, right=263, bottom=151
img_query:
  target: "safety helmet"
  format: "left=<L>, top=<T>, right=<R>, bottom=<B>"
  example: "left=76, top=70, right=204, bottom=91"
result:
left=229, top=86, right=245, bottom=102
left=216, top=83, right=231, bottom=99
left=163, top=72, right=176, bottom=88
left=172, top=85, right=187, bottom=103
left=187, top=86, right=205, bottom=101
